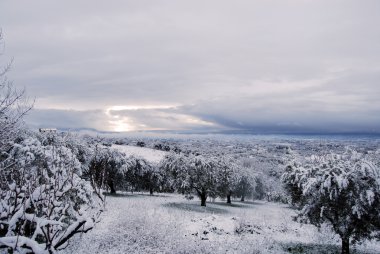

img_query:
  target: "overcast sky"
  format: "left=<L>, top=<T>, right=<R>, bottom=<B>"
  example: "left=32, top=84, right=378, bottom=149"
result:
left=1, top=0, right=379, bottom=133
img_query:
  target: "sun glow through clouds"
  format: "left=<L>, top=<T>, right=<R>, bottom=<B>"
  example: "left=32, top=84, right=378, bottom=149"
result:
left=105, top=105, right=178, bottom=132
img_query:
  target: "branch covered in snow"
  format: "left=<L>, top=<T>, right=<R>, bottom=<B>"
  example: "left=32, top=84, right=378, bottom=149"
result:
left=0, top=133, right=103, bottom=253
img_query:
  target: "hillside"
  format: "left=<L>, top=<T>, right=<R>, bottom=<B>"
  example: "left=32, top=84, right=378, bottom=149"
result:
left=63, top=194, right=380, bottom=254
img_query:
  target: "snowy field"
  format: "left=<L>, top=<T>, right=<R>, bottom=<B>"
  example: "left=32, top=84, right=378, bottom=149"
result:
left=69, top=142, right=380, bottom=254
left=63, top=193, right=380, bottom=254
left=112, top=144, right=169, bottom=164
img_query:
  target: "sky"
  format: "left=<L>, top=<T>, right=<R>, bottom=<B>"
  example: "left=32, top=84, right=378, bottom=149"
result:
left=1, top=0, right=380, bottom=134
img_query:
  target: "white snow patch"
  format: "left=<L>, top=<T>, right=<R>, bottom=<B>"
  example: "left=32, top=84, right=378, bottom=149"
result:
left=62, top=195, right=380, bottom=254
left=112, top=145, right=168, bottom=164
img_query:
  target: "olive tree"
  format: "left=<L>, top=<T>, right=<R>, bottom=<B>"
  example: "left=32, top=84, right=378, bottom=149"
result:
left=282, top=152, right=380, bottom=254
left=87, top=146, right=127, bottom=195
left=125, top=156, right=161, bottom=195
left=161, top=153, right=218, bottom=206
left=215, top=157, right=239, bottom=204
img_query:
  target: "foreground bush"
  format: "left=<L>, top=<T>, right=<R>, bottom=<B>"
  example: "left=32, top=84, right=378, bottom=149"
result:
left=0, top=135, right=102, bottom=253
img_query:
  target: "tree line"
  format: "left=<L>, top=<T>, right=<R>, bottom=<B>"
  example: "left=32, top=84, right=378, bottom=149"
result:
left=86, top=146, right=263, bottom=207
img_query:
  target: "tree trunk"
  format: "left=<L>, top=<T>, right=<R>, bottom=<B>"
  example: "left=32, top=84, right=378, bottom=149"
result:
left=341, top=237, right=350, bottom=254
left=149, top=187, right=153, bottom=195
left=227, top=191, right=232, bottom=204
left=241, top=195, right=245, bottom=202
left=108, top=180, right=116, bottom=194
left=200, top=193, right=207, bottom=206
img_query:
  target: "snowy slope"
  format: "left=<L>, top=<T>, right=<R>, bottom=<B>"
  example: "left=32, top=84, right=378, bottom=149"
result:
left=112, top=145, right=168, bottom=164
left=62, top=194, right=380, bottom=254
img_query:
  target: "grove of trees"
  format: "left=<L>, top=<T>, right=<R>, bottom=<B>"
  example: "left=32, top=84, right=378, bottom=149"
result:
left=159, top=153, right=259, bottom=206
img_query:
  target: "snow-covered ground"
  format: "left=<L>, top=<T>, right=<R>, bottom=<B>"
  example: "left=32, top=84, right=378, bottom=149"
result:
left=63, top=194, right=380, bottom=254
left=112, top=145, right=169, bottom=164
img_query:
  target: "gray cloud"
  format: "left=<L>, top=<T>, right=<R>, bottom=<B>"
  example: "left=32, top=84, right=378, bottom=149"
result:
left=1, top=0, right=380, bottom=133
left=25, top=109, right=109, bottom=131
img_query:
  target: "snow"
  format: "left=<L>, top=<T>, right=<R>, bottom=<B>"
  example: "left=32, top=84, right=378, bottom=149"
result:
left=112, top=145, right=168, bottom=164
left=62, top=194, right=380, bottom=254
left=0, top=236, right=46, bottom=254
left=0, top=135, right=100, bottom=253
left=3, top=133, right=380, bottom=253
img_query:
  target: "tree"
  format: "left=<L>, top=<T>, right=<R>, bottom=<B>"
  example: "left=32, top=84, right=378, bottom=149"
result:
left=0, top=30, right=33, bottom=151
left=215, top=157, right=238, bottom=204
left=282, top=163, right=304, bottom=206
left=0, top=134, right=102, bottom=253
left=233, top=165, right=258, bottom=202
left=87, top=146, right=127, bottom=194
left=282, top=152, right=380, bottom=254
left=125, top=156, right=160, bottom=195
left=252, top=174, right=266, bottom=200
left=161, top=153, right=218, bottom=206
left=232, top=159, right=261, bottom=202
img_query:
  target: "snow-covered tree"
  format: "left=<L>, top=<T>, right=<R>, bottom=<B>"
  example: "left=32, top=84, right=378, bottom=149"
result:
left=252, top=175, right=266, bottom=200
left=282, top=161, right=304, bottom=206
left=87, top=146, right=127, bottom=194
left=233, top=157, right=269, bottom=202
left=233, top=167, right=256, bottom=202
left=125, top=156, right=161, bottom=195
left=161, top=153, right=218, bottom=206
left=62, top=133, right=94, bottom=174
left=0, top=30, right=33, bottom=152
left=0, top=134, right=102, bottom=253
left=282, top=151, right=380, bottom=254
left=215, top=157, right=239, bottom=204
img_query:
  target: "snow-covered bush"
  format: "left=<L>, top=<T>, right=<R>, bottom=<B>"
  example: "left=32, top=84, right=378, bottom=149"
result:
left=282, top=151, right=380, bottom=254
left=0, top=134, right=102, bottom=253
left=62, top=133, right=94, bottom=175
